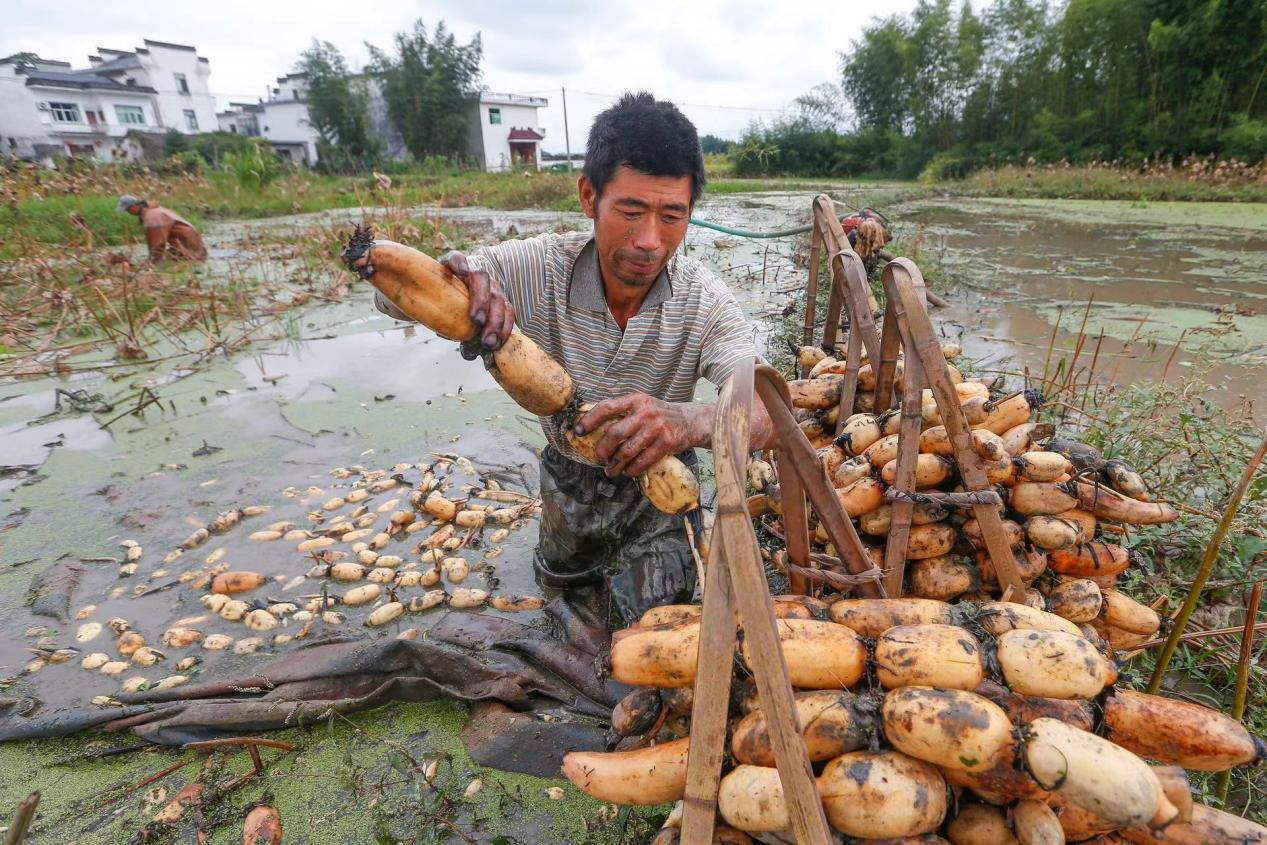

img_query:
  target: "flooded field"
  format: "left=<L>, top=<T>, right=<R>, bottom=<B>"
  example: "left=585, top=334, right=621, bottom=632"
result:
left=905, top=197, right=1267, bottom=417
left=0, top=187, right=1263, bottom=842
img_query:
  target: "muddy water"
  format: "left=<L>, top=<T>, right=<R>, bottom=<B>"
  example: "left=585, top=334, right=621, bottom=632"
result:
left=903, top=197, right=1267, bottom=416
left=3, top=189, right=1264, bottom=720
left=0, top=354, right=545, bottom=713
left=0, top=225, right=555, bottom=708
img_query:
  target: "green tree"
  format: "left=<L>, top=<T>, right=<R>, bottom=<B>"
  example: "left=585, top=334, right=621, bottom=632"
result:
left=746, top=0, right=1267, bottom=179
left=368, top=20, right=483, bottom=163
left=793, top=83, right=850, bottom=132
left=298, top=40, right=381, bottom=170
left=841, top=17, right=915, bottom=133
left=699, top=134, right=733, bottom=154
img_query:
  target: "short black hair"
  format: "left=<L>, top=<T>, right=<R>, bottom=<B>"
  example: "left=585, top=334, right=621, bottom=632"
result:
left=583, top=92, right=706, bottom=205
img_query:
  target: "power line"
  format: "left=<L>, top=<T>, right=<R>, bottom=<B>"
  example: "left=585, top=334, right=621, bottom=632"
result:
left=563, top=88, right=787, bottom=113
left=211, top=85, right=789, bottom=115
left=677, top=100, right=786, bottom=113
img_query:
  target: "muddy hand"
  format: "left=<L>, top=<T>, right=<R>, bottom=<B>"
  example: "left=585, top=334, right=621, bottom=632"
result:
left=439, top=251, right=514, bottom=351
left=577, top=394, right=700, bottom=478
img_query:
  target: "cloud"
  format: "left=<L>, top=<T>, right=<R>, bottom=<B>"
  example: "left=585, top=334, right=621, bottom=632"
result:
left=0, top=0, right=915, bottom=147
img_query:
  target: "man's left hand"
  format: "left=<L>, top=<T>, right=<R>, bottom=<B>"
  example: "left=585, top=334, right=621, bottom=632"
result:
left=575, top=393, right=701, bottom=478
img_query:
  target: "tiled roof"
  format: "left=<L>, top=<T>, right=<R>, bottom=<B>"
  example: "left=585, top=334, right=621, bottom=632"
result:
left=23, top=70, right=156, bottom=93
left=0, top=54, right=71, bottom=67
left=143, top=39, right=197, bottom=52
left=90, top=54, right=143, bottom=72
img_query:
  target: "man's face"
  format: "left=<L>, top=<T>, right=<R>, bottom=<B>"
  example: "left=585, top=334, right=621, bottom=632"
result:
left=579, top=165, right=692, bottom=289
left=126, top=203, right=143, bottom=216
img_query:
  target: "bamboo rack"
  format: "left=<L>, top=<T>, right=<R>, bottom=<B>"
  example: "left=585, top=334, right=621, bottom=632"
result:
left=682, top=358, right=894, bottom=844
left=802, top=197, right=1026, bottom=600
left=682, top=200, right=1029, bottom=844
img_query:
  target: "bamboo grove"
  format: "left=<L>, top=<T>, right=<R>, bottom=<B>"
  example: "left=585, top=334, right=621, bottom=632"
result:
left=732, top=0, right=1267, bottom=179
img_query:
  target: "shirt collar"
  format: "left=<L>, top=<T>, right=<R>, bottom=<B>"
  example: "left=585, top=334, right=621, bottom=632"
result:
left=568, top=238, right=674, bottom=314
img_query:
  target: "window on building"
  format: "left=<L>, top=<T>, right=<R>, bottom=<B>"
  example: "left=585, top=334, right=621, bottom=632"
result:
left=115, top=105, right=146, bottom=125
left=184, top=110, right=199, bottom=131
left=174, top=73, right=189, bottom=94
left=49, top=102, right=82, bottom=123
left=488, top=108, right=501, bottom=125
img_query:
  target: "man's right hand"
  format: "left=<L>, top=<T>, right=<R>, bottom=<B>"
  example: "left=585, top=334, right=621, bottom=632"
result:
left=440, top=250, right=515, bottom=351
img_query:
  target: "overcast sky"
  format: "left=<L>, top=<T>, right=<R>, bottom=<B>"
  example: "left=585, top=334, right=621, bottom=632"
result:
left=2, top=0, right=915, bottom=152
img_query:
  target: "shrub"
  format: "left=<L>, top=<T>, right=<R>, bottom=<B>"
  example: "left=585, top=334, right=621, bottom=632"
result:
left=162, top=129, right=189, bottom=157
left=188, top=132, right=258, bottom=165
left=161, top=150, right=205, bottom=175
left=919, top=150, right=978, bottom=183
left=1220, top=117, right=1267, bottom=164
left=221, top=143, right=282, bottom=190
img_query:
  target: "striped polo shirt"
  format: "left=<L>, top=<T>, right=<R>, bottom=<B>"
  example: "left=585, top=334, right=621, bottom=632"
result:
left=380, top=231, right=756, bottom=464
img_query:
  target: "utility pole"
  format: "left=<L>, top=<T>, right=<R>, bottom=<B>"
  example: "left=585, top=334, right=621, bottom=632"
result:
left=561, top=86, right=573, bottom=171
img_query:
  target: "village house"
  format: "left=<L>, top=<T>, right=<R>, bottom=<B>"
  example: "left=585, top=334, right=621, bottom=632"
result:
left=219, top=82, right=547, bottom=170
left=0, top=40, right=217, bottom=163
left=218, top=72, right=391, bottom=167
left=0, top=36, right=551, bottom=172
left=469, top=93, right=548, bottom=171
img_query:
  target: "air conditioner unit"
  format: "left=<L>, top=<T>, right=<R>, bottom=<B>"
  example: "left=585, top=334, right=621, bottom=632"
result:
left=36, top=102, right=49, bottom=111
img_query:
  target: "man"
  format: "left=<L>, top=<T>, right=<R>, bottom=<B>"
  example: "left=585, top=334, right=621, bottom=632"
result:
left=118, top=195, right=208, bottom=262
left=377, top=92, right=773, bottom=626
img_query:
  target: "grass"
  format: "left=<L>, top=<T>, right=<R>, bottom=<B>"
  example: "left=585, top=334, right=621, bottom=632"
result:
left=0, top=158, right=947, bottom=259
left=6, top=163, right=927, bottom=256
left=954, top=162, right=1267, bottom=203
left=0, top=168, right=581, bottom=258
left=6, top=157, right=1264, bottom=259
left=0, top=195, right=155, bottom=254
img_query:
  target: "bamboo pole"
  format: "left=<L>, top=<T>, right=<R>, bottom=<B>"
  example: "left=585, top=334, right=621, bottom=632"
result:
left=754, top=371, right=884, bottom=596
left=801, top=222, right=823, bottom=377
left=814, top=198, right=881, bottom=363
left=1215, top=581, right=1263, bottom=805
left=1147, top=435, right=1267, bottom=694
left=880, top=271, right=928, bottom=595
left=680, top=520, right=738, bottom=842
left=835, top=325, right=862, bottom=437
left=886, top=260, right=1026, bottom=601
left=4, top=793, right=39, bottom=845
left=1136, top=620, right=1267, bottom=649
left=776, top=419, right=813, bottom=595
left=681, top=360, right=833, bottom=845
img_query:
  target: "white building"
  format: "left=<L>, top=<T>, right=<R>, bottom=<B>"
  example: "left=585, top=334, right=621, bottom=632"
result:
left=88, top=41, right=217, bottom=135
left=216, top=101, right=262, bottom=137
left=254, top=73, right=321, bottom=166
left=216, top=81, right=544, bottom=171
left=469, top=93, right=548, bottom=171
left=219, top=73, right=405, bottom=167
left=0, top=40, right=217, bottom=163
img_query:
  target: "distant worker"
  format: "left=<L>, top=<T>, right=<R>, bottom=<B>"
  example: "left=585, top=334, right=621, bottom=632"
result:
left=117, top=195, right=208, bottom=262
left=840, top=208, right=890, bottom=258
